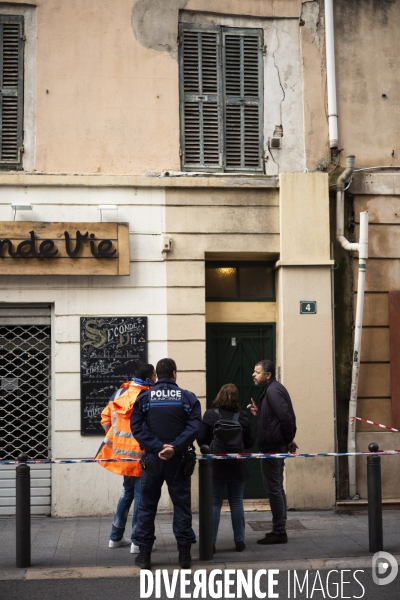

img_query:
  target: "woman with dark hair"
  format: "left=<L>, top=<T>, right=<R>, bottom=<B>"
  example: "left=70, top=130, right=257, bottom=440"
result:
left=197, top=383, right=255, bottom=553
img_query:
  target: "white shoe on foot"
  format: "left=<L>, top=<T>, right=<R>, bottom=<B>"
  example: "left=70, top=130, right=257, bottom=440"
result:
left=109, top=536, right=131, bottom=548
left=131, top=543, right=156, bottom=553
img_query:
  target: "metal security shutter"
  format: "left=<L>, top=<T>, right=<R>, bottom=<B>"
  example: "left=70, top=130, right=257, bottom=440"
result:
left=0, top=15, right=24, bottom=167
left=223, top=29, right=263, bottom=172
left=0, top=306, right=51, bottom=516
left=179, top=24, right=222, bottom=171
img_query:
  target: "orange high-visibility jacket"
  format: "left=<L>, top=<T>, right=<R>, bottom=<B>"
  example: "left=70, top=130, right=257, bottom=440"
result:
left=96, top=381, right=151, bottom=477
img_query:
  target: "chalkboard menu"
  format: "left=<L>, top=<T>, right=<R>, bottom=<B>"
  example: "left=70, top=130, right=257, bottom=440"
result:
left=80, top=317, right=147, bottom=435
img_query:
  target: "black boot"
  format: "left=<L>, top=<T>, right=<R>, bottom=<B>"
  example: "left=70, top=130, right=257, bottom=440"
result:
left=179, top=550, right=191, bottom=568
left=135, top=550, right=151, bottom=569
left=257, top=531, right=288, bottom=545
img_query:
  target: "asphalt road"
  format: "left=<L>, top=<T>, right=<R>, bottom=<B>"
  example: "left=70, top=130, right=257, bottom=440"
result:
left=1, top=569, right=400, bottom=600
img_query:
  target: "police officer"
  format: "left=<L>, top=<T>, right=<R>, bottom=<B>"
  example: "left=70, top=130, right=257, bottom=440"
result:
left=130, top=358, right=201, bottom=570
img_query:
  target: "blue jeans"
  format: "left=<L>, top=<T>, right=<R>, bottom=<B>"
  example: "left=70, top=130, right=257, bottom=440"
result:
left=212, top=480, right=245, bottom=544
left=110, top=475, right=141, bottom=543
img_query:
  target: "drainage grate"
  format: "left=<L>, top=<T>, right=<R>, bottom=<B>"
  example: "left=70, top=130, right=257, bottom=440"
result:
left=0, top=325, right=51, bottom=460
left=247, top=520, right=306, bottom=531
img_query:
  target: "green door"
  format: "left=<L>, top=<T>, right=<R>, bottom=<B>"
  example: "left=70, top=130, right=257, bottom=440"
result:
left=205, top=323, right=275, bottom=499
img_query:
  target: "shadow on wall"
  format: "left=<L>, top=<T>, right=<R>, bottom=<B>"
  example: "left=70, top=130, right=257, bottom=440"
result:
left=131, top=0, right=189, bottom=57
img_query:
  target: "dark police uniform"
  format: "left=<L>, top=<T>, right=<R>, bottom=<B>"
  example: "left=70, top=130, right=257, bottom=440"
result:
left=130, top=377, right=202, bottom=552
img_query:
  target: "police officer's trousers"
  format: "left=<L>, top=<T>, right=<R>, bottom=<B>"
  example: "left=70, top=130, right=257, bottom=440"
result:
left=134, top=452, right=196, bottom=552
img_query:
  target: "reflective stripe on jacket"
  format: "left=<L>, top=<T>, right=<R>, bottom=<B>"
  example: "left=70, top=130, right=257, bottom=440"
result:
left=96, top=381, right=150, bottom=476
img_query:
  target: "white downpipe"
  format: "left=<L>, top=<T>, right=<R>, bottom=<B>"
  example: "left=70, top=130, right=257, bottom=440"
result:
left=324, top=0, right=339, bottom=148
left=347, top=212, right=368, bottom=498
left=336, top=155, right=369, bottom=499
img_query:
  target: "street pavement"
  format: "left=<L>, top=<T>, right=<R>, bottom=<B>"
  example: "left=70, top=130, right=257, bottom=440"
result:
left=1, top=510, right=400, bottom=598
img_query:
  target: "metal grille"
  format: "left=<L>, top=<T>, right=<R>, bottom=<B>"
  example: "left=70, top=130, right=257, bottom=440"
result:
left=0, top=325, right=51, bottom=460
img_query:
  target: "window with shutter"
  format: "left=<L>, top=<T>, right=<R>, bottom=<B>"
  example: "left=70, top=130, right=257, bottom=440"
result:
left=179, top=24, right=263, bottom=173
left=0, top=15, right=24, bottom=168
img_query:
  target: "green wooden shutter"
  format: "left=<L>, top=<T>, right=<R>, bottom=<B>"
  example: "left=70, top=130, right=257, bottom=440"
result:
left=222, top=28, right=263, bottom=172
left=0, top=15, right=24, bottom=167
left=179, top=24, right=222, bottom=171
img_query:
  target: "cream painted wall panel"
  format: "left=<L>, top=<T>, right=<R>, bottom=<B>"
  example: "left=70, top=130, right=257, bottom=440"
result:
left=359, top=293, right=389, bottom=327
left=54, top=373, right=80, bottom=400
left=93, top=262, right=167, bottom=288
left=54, top=432, right=105, bottom=458
left=176, top=372, right=206, bottom=398
left=168, top=234, right=279, bottom=260
left=286, top=460, right=335, bottom=509
left=0, top=267, right=166, bottom=289
left=148, top=341, right=168, bottom=366
left=167, top=315, right=205, bottom=340
left=167, top=288, right=205, bottom=315
left=354, top=196, right=400, bottom=224
left=166, top=262, right=204, bottom=287
left=55, top=343, right=80, bottom=373
left=166, top=188, right=279, bottom=207
left=0, top=204, right=164, bottom=226
left=1, top=288, right=168, bottom=316
left=206, top=302, right=276, bottom=323
left=166, top=206, right=279, bottom=234
left=277, top=266, right=335, bottom=508
left=279, top=173, right=330, bottom=262
left=360, top=328, right=390, bottom=362
left=52, top=464, right=126, bottom=517
left=54, top=400, right=81, bottom=431
left=55, top=314, right=168, bottom=342
left=55, top=316, right=81, bottom=343
left=129, top=235, right=166, bottom=263
left=53, top=465, right=171, bottom=517
left=0, top=186, right=165, bottom=207
left=168, top=342, right=206, bottom=372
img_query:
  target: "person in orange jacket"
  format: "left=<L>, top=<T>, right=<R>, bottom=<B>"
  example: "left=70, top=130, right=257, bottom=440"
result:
left=96, top=363, right=156, bottom=553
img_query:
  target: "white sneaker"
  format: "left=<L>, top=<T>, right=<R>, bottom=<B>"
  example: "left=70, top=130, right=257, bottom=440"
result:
left=109, top=536, right=131, bottom=548
left=130, top=543, right=156, bottom=554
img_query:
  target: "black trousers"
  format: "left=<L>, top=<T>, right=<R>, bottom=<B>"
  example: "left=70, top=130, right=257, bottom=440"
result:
left=134, top=452, right=196, bottom=552
left=260, top=445, right=287, bottom=535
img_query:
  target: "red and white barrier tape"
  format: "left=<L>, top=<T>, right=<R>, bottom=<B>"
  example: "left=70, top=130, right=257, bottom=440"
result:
left=352, top=416, right=400, bottom=433
left=2, top=449, right=400, bottom=465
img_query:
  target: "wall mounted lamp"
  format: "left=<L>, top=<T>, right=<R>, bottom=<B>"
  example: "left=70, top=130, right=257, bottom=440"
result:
left=12, top=202, right=33, bottom=220
left=98, top=204, right=118, bottom=222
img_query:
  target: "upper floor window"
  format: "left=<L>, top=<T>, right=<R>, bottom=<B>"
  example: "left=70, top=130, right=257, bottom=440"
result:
left=179, top=24, right=264, bottom=173
left=0, top=15, right=24, bottom=169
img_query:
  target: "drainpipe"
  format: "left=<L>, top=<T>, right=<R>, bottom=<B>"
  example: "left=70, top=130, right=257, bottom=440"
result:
left=324, top=0, right=338, bottom=148
left=337, top=155, right=369, bottom=499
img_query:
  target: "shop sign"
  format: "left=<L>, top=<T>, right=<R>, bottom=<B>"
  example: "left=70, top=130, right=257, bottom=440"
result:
left=0, top=222, right=129, bottom=275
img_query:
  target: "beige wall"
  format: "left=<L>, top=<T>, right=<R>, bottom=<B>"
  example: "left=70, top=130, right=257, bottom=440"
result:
left=277, top=172, right=336, bottom=508
left=0, top=0, right=330, bottom=174
left=335, top=1, right=400, bottom=168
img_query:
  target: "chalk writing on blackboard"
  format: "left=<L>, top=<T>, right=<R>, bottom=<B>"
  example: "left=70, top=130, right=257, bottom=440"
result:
left=80, top=317, right=147, bottom=435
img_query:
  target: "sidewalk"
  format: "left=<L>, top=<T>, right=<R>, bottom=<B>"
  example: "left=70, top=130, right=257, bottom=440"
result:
left=1, top=510, right=400, bottom=579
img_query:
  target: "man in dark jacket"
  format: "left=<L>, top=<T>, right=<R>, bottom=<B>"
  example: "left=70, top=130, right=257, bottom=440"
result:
left=130, top=358, right=202, bottom=570
left=247, top=359, right=296, bottom=544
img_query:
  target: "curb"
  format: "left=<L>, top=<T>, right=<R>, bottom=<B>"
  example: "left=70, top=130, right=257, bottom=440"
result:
left=2, top=555, right=398, bottom=581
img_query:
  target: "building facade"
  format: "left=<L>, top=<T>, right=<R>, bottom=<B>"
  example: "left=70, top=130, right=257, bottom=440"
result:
left=3, top=0, right=397, bottom=516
